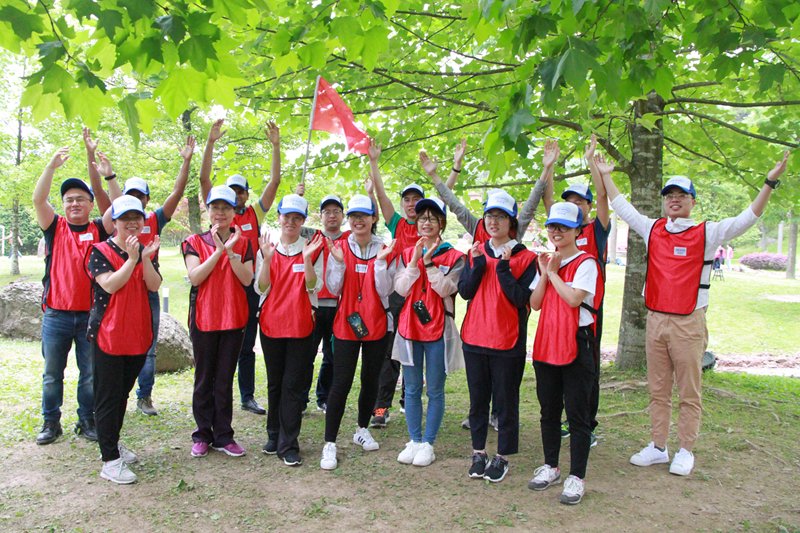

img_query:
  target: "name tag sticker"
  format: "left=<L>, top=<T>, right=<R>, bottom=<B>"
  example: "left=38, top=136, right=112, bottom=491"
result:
left=674, top=247, right=687, bottom=257
left=292, top=264, right=305, bottom=273
left=576, top=238, right=588, bottom=246
left=241, top=224, right=253, bottom=231
left=439, top=265, right=450, bottom=274
left=141, top=226, right=152, bottom=234
left=79, top=233, right=94, bottom=242
left=355, top=264, right=368, bottom=273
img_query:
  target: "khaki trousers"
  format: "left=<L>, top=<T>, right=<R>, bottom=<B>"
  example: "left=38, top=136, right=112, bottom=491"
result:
left=645, top=308, right=708, bottom=451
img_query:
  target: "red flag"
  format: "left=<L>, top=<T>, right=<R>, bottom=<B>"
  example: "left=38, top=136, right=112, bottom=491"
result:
left=312, top=77, right=369, bottom=154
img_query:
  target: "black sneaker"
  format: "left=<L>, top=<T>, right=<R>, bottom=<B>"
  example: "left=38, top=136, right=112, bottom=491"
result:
left=483, top=455, right=509, bottom=483
left=262, top=440, right=278, bottom=455
left=370, top=408, right=390, bottom=428
left=560, top=421, right=570, bottom=438
left=468, top=452, right=490, bottom=479
left=282, top=451, right=302, bottom=466
left=242, top=399, right=266, bottom=415
left=75, top=419, right=98, bottom=441
left=36, top=420, right=62, bottom=445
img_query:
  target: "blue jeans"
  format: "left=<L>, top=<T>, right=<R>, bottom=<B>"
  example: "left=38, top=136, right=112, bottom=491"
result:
left=402, top=338, right=447, bottom=445
left=136, top=292, right=160, bottom=399
left=41, top=307, right=94, bottom=422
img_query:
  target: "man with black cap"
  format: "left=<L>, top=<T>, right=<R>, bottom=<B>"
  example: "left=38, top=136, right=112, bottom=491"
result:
left=600, top=151, right=789, bottom=477
left=32, top=146, right=114, bottom=445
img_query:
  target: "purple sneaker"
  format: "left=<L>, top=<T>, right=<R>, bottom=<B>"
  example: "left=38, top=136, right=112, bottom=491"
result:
left=191, top=442, right=209, bottom=458
left=213, top=442, right=246, bottom=457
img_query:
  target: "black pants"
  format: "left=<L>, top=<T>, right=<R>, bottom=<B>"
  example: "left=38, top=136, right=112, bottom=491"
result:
left=533, top=328, right=596, bottom=479
left=589, top=303, right=604, bottom=430
left=92, top=343, right=146, bottom=462
left=190, top=324, right=245, bottom=447
left=374, top=330, right=404, bottom=410
left=463, top=349, right=525, bottom=456
left=301, top=306, right=336, bottom=408
left=237, top=280, right=260, bottom=403
left=324, top=334, right=389, bottom=443
left=260, top=331, right=316, bottom=457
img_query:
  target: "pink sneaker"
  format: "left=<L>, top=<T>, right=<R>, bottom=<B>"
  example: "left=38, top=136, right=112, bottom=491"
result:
left=191, top=442, right=209, bottom=457
left=213, top=442, right=246, bottom=457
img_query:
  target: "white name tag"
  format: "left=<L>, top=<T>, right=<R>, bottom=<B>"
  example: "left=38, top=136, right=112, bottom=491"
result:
left=439, top=265, right=450, bottom=274
left=292, top=264, right=305, bottom=273
left=241, top=223, right=253, bottom=231
left=141, top=226, right=152, bottom=234
left=674, top=247, right=687, bottom=257
left=355, top=264, right=368, bottom=273
left=576, top=238, right=588, bottom=246
left=79, top=233, right=94, bottom=242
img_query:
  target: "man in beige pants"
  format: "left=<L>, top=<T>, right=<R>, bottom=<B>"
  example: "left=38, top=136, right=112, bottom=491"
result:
left=596, top=151, right=789, bottom=476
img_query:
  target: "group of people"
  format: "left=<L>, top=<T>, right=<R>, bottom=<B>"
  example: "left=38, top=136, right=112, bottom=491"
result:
left=33, top=120, right=789, bottom=505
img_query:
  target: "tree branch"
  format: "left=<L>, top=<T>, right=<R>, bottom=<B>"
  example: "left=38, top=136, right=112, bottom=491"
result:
left=658, top=110, right=799, bottom=148
left=663, top=136, right=726, bottom=168
left=667, top=97, right=800, bottom=108
left=394, top=10, right=466, bottom=20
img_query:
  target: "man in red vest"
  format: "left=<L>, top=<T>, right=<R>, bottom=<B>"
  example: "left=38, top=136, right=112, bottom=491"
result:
left=200, top=119, right=281, bottom=416
left=33, top=145, right=113, bottom=445
left=599, top=151, right=789, bottom=476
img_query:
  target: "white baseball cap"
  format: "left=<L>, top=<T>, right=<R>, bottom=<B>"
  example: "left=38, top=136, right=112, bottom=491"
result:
left=561, top=183, right=593, bottom=203
left=661, top=176, right=696, bottom=198
left=415, top=197, right=447, bottom=217
left=319, top=194, right=344, bottom=211
left=111, top=196, right=145, bottom=220
left=123, top=177, right=150, bottom=196
left=400, top=183, right=425, bottom=199
left=546, top=202, right=583, bottom=228
left=483, top=191, right=517, bottom=217
left=226, top=174, right=249, bottom=191
left=206, top=185, right=237, bottom=207
left=346, top=195, right=376, bottom=215
left=277, top=194, right=308, bottom=217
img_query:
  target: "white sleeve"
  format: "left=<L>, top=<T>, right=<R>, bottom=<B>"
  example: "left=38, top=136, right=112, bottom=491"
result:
left=529, top=271, right=541, bottom=291
left=571, top=260, right=598, bottom=297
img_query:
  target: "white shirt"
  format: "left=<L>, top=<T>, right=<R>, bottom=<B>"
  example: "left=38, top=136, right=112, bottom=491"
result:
left=530, top=252, right=598, bottom=326
left=254, top=235, right=324, bottom=309
left=487, top=238, right=519, bottom=256
left=610, top=195, right=759, bottom=310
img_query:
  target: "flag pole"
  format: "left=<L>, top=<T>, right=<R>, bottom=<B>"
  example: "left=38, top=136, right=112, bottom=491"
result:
left=300, top=75, right=322, bottom=184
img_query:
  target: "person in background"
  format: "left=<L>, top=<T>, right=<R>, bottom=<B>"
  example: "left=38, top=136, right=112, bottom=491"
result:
left=726, top=244, right=734, bottom=271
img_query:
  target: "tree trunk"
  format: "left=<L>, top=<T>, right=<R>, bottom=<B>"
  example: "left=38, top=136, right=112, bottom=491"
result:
left=759, top=220, right=767, bottom=251
left=615, top=92, right=665, bottom=370
left=10, top=197, right=20, bottom=275
left=787, top=221, right=797, bottom=279
left=777, top=221, right=784, bottom=255
left=187, top=192, right=202, bottom=234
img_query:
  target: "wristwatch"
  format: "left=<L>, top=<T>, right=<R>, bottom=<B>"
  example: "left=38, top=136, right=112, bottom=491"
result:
left=765, top=178, right=781, bottom=189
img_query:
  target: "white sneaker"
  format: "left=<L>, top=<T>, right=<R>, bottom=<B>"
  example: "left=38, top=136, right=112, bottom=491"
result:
left=630, top=442, right=669, bottom=467
left=397, top=441, right=421, bottom=464
left=320, top=442, right=338, bottom=470
left=528, top=464, right=561, bottom=491
left=669, top=448, right=695, bottom=476
left=118, top=443, right=138, bottom=464
left=560, top=475, right=585, bottom=505
left=100, top=458, right=137, bottom=484
left=353, top=427, right=380, bottom=451
left=412, top=443, right=435, bottom=467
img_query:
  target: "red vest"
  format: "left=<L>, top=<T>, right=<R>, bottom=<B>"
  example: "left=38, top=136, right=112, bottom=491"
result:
left=234, top=206, right=260, bottom=273
left=45, top=217, right=103, bottom=312
left=393, top=218, right=419, bottom=254
left=317, top=229, right=351, bottom=300
left=259, top=245, right=323, bottom=338
left=397, top=246, right=464, bottom=342
left=85, top=241, right=153, bottom=355
left=183, top=233, right=250, bottom=331
left=332, top=245, right=389, bottom=342
left=472, top=219, right=517, bottom=243
left=645, top=219, right=709, bottom=315
left=461, top=243, right=536, bottom=350
left=137, top=211, right=160, bottom=261
left=533, top=253, right=604, bottom=366
left=576, top=220, right=607, bottom=275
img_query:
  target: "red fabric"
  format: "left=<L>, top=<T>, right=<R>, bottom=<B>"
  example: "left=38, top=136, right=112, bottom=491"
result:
left=312, top=77, right=369, bottom=154
left=576, top=220, right=607, bottom=275
left=397, top=247, right=464, bottom=342
left=233, top=207, right=260, bottom=273
left=533, top=254, right=604, bottom=366
left=85, top=242, right=152, bottom=356
left=137, top=211, right=161, bottom=262
left=471, top=219, right=516, bottom=243
left=317, top=229, right=351, bottom=300
left=260, top=247, right=321, bottom=338
left=46, top=217, right=102, bottom=312
left=332, top=245, right=388, bottom=341
left=460, top=244, right=536, bottom=350
left=645, top=220, right=707, bottom=315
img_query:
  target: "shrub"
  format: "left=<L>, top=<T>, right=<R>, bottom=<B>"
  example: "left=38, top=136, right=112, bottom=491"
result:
left=739, top=252, right=788, bottom=271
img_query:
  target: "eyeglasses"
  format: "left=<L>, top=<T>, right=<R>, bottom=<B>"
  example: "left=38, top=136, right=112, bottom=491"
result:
left=348, top=213, right=368, bottom=220
left=321, top=209, right=342, bottom=216
left=63, top=196, right=91, bottom=205
left=483, top=213, right=509, bottom=222
left=664, top=193, right=692, bottom=200
left=418, top=216, right=439, bottom=224
left=546, top=224, right=571, bottom=233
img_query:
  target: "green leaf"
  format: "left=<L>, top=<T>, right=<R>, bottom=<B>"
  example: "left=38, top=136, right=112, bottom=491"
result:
left=179, top=36, right=218, bottom=71
left=36, top=41, right=66, bottom=68
left=55, top=17, right=76, bottom=39
left=330, top=16, right=364, bottom=60
left=118, top=0, right=156, bottom=22
left=366, top=0, right=387, bottom=20
left=155, top=15, right=186, bottom=44
left=758, top=64, right=784, bottom=93
left=0, top=5, right=45, bottom=40
left=272, top=51, right=298, bottom=78
left=362, top=26, right=389, bottom=72
left=42, top=64, right=74, bottom=95
left=643, top=0, right=670, bottom=18
left=205, top=76, right=237, bottom=109
left=75, top=62, right=107, bottom=92
left=186, top=11, right=217, bottom=36
left=154, top=68, right=208, bottom=118
left=96, top=9, right=124, bottom=39
left=118, top=94, right=142, bottom=148
left=500, top=107, right=536, bottom=142
left=381, top=0, right=400, bottom=17
left=67, top=0, right=99, bottom=21
left=637, top=113, right=658, bottom=132
left=297, top=41, right=327, bottom=70
left=271, top=29, right=291, bottom=56
left=572, top=0, right=589, bottom=16
left=652, top=67, right=674, bottom=100
left=553, top=48, right=596, bottom=89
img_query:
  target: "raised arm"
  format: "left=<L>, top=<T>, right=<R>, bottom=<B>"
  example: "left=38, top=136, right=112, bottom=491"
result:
left=422, top=149, right=481, bottom=236
left=94, top=152, right=120, bottom=235
left=200, top=119, right=226, bottom=206
left=365, top=174, right=381, bottom=222
left=585, top=134, right=609, bottom=228
left=33, top=148, right=70, bottom=229
left=83, top=127, right=111, bottom=215
left=259, top=121, right=281, bottom=212
left=162, top=136, right=196, bottom=219
left=518, top=139, right=559, bottom=237
left=750, top=151, right=789, bottom=217
left=368, top=138, right=395, bottom=224
left=444, top=138, right=467, bottom=189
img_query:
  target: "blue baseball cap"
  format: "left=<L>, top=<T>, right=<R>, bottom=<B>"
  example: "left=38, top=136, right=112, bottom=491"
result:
left=561, top=183, right=593, bottom=203
left=123, top=177, right=150, bottom=196
left=60, top=178, right=94, bottom=202
left=546, top=202, right=583, bottom=228
left=226, top=174, right=249, bottom=191
left=661, top=176, right=696, bottom=198
left=277, top=194, right=309, bottom=217
left=347, top=195, right=376, bottom=215
left=111, top=196, right=145, bottom=220
left=415, top=197, right=447, bottom=217
left=483, top=191, right=518, bottom=217
left=206, top=185, right=237, bottom=207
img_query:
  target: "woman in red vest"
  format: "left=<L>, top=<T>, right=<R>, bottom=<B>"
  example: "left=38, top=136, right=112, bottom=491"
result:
left=319, top=195, right=396, bottom=471
left=393, top=197, right=465, bottom=467
left=458, top=191, right=537, bottom=483
left=528, top=203, right=604, bottom=505
left=84, top=196, right=162, bottom=484
left=182, top=185, right=254, bottom=459
left=256, top=194, right=324, bottom=467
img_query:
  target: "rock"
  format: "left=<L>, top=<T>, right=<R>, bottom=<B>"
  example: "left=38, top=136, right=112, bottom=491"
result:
left=155, top=312, right=194, bottom=373
left=0, top=282, right=44, bottom=341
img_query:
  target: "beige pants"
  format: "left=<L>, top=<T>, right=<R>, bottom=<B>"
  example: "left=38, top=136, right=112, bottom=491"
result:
left=645, top=308, right=708, bottom=451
